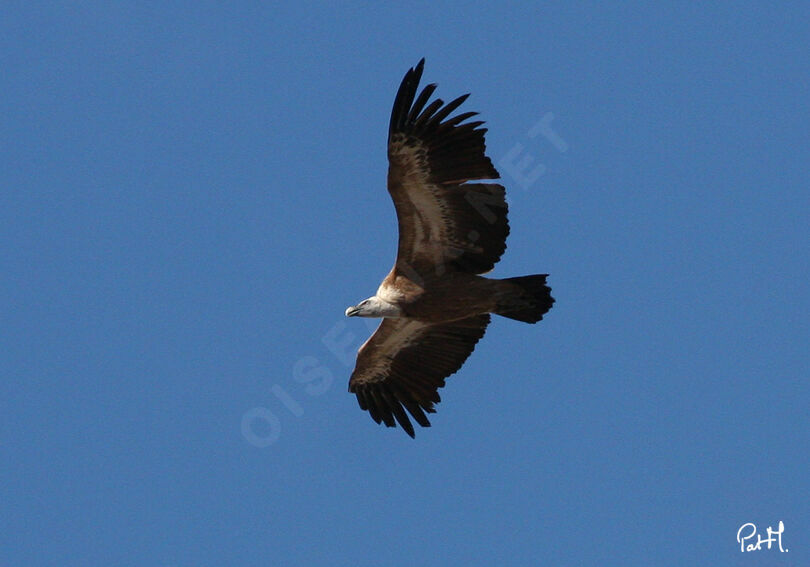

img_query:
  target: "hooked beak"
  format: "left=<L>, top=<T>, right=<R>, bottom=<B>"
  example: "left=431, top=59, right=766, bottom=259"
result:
left=345, top=305, right=359, bottom=317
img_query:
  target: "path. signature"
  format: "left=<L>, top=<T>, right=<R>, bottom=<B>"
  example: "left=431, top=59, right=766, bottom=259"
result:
left=737, top=521, right=788, bottom=553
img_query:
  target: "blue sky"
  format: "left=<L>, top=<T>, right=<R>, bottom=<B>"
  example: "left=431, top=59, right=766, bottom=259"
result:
left=2, top=3, right=808, bottom=566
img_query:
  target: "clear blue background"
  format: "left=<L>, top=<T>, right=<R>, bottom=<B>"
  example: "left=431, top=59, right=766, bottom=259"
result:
left=2, top=3, right=808, bottom=566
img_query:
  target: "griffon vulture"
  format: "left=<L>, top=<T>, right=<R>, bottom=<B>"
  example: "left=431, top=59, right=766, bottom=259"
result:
left=345, top=59, right=554, bottom=437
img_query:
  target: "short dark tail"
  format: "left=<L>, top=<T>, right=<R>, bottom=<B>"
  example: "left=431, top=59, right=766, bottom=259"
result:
left=494, top=275, right=554, bottom=323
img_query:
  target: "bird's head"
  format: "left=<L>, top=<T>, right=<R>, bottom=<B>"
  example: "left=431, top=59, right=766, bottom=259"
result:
left=345, top=296, right=401, bottom=318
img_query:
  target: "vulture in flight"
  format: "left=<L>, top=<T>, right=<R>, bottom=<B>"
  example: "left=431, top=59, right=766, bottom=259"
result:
left=345, top=59, right=554, bottom=437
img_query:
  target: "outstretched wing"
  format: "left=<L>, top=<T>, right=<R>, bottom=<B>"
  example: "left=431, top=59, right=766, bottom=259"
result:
left=387, top=59, right=510, bottom=278
left=348, top=314, right=491, bottom=437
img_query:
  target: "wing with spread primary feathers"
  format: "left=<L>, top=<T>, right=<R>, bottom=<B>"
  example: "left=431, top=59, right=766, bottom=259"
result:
left=348, top=314, right=491, bottom=437
left=387, top=59, right=510, bottom=278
